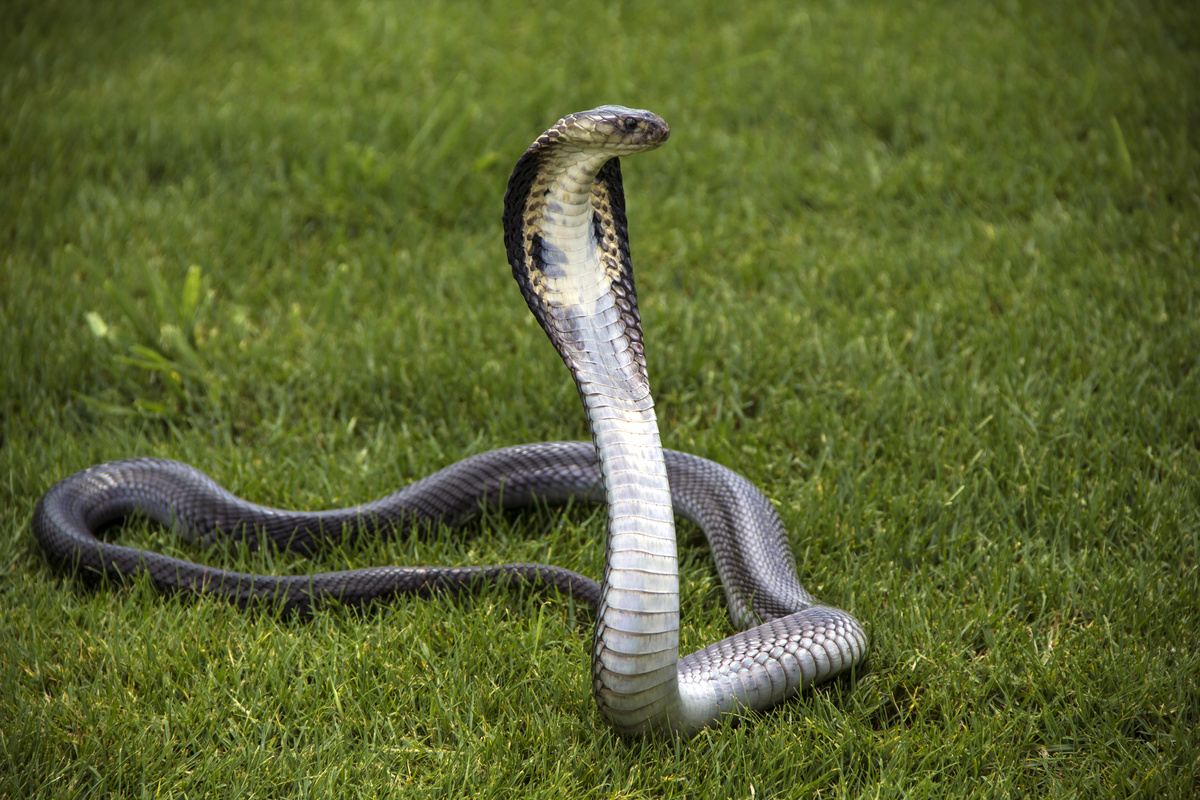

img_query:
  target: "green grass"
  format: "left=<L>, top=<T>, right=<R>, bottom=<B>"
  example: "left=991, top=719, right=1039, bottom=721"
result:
left=3, top=0, right=1198, bottom=796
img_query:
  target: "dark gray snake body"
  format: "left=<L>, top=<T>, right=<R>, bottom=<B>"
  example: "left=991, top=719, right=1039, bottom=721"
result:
left=34, top=106, right=867, bottom=737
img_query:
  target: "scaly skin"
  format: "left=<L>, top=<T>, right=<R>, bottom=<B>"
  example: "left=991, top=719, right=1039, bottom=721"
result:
left=33, top=106, right=868, bottom=739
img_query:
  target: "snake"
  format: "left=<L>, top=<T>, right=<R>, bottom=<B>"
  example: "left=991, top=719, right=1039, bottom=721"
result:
left=33, top=105, right=867, bottom=738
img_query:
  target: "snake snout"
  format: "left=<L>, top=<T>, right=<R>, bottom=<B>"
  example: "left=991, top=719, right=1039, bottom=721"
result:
left=612, top=110, right=670, bottom=151
left=632, top=115, right=670, bottom=147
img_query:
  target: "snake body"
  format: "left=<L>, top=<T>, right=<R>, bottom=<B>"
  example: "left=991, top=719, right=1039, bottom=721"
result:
left=34, top=106, right=867, bottom=737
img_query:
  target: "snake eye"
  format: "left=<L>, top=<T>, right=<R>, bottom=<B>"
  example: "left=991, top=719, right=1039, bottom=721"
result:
left=623, top=117, right=639, bottom=130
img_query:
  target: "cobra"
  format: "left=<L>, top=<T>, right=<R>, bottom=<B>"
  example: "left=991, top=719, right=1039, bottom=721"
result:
left=33, top=105, right=867, bottom=737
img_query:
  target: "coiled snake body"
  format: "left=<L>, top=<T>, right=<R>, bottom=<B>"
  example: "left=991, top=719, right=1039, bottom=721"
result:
left=34, top=106, right=867, bottom=737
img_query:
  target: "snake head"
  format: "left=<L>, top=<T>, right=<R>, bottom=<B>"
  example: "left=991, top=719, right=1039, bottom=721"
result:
left=551, top=105, right=671, bottom=153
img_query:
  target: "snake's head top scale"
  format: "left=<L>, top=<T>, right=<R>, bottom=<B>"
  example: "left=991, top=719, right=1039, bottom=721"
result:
left=503, top=106, right=669, bottom=395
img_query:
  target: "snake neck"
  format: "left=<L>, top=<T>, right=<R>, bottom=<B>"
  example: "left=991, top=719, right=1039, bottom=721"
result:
left=505, top=144, right=683, bottom=734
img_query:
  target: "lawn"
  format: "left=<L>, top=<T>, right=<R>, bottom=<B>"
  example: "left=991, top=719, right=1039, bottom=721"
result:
left=2, top=0, right=1197, bottom=797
